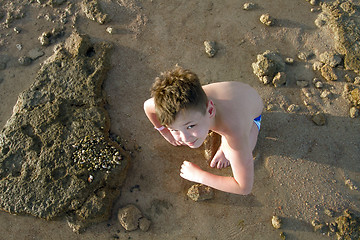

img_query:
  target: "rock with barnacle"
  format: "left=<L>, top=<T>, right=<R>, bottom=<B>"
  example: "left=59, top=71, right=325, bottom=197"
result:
left=0, top=31, right=130, bottom=233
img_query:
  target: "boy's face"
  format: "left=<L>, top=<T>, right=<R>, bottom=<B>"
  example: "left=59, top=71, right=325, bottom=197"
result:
left=167, top=104, right=213, bottom=148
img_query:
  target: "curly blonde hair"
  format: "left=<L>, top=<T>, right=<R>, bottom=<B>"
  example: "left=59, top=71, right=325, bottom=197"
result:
left=151, top=66, right=208, bottom=126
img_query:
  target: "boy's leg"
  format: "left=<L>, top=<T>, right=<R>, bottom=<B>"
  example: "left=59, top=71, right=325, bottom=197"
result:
left=249, top=122, right=260, bottom=152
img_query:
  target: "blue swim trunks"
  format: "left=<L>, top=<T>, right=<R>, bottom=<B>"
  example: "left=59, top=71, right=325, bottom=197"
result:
left=253, top=115, right=262, bottom=130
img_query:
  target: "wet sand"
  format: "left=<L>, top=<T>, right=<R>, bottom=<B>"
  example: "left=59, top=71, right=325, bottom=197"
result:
left=0, top=0, right=359, bottom=239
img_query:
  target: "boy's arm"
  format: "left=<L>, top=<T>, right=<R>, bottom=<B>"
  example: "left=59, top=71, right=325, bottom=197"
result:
left=143, top=98, right=181, bottom=146
left=180, top=138, right=254, bottom=195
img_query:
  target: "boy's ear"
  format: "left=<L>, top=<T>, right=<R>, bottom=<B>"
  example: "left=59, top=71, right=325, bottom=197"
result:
left=207, top=100, right=216, bottom=118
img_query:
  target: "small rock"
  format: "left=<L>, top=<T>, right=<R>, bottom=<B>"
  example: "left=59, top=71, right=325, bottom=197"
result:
left=39, top=32, right=50, bottom=46
left=349, top=106, right=359, bottom=118
left=118, top=205, right=142, bottom=231
left=243, top=3, right=256, bottom=10
left=320, top=89, right=332, bottom=99
left=287, top=104, right=300, bottom=113
left=261, top=75, right=272, bottom=85
left=296, top=80, right=309, bottom=87
left=139, top=217, right=151, bottom=232
left=309, top=0, right=319, bottom=6
left=298, top=51, right=313, bottom=61
left=271, top=216, right=282, bottom=229
left=260, top=13, right=274, bottom=26
left=14, top=27, right=21, bottom=34
left=285, top=57, right=294, bottom=65
left=324, top=209, right=335, bottom=217
left=28, top=48, right=45, bottom=60
left=354, top=76, right=360, bottom=85
left=319, top=51, right=342, bottom=67
left=313, top=78, right=323, bottom=89
left=321, top=64, right=338, bottom=81
left=266, top=104, right=276, bottom=111
left=313, top=61, right=324, bottom=71
left=272, top=72, right=287, bottom=87
left=345, top=178, right=358, bottom=190
left=106, top=27, right=113, bottom=34
left=280, top=231, right=286, bottom=240
left=328, top=222, right=337, bottom=233
left=311, top=219, right=321, bottom=227
left=204, top=41, right=217, bottom=58
left=344, top=74, right=353, bottom=83
left=18, top=56, right=32, bottom=66
left=187, top=184, right=214, bottom=201
left=312, top=112, right=326, bottom=125
left=16, top=44, right=22, bottom=50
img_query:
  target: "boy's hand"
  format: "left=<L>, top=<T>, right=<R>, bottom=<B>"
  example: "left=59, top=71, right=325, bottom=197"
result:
left=159, top=128, right=183, bottom=146
left=180, top=161, right=204, bottom=183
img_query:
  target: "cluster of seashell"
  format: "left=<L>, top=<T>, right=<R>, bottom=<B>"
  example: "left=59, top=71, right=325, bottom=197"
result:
left=72, top=135, right=122, bottom=173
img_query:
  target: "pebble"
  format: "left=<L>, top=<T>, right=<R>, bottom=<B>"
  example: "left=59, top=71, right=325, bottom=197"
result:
left=320, top=89, right=332, bottom=99
left=315, top=81, right=324, bottom=89
left=288, top=104, right=300, bottom=113
left=344, top=73, right=353, bottom=83
left=139, top=217, right=151, bottom=232
left=296, top=80, right=309, bottom=87
left=260, top=13, right=274, bottom=26
left=324, top=209, right=335, bottom=217
left=345, top=178, right=358, bottom=190
left=261, top=75, right=272, bottom=85
left=349, top=106, right=359, bottom=118
left=309, top=0, right=319, bottom=6
left=14, top=27, right=21, bottom=33
left=204, top=40, right=217, bottom=57
left=106, top=27, right=113, bottom=34
left=16, top=44, right=22, bottom=50
left=39, top=32, right=50, bottom=46
left=18, top=56, right=32, bottom=66
left=272, top=215, right=282, bottom=229
left=354, top=76, right=360, bottom=85
left=298, top=51, right=313, bottom=61
left=272, top=72, right=287, bottom=87
left=285, top=57, right=294, bottom=65
left=312, top=112, right=326, bottom=126
left=243, top=3, right=256, bottom=10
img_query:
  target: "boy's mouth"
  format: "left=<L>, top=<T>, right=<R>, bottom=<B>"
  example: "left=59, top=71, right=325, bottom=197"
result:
left=186, top=139, right=197, bottom=146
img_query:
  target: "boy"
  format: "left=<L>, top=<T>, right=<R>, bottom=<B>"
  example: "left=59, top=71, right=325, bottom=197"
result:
left=143, top=66, right=263, bottom=195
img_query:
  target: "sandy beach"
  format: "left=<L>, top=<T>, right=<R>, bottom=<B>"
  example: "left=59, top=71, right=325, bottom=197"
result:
left=0, top=0, right=359, bottom=239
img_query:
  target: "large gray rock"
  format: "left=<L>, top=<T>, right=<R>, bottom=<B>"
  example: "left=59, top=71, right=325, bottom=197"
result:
left=0, top=31, right=129, bottom=233
left=316, top=0, right=360, bottom=72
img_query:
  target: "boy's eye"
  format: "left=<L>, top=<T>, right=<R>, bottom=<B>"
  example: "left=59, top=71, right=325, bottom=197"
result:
left=187, top=125, right=196, bottom=129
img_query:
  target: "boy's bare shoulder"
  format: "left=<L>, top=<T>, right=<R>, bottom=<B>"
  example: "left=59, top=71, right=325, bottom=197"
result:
left=203, top=81, right=258, bottom=100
